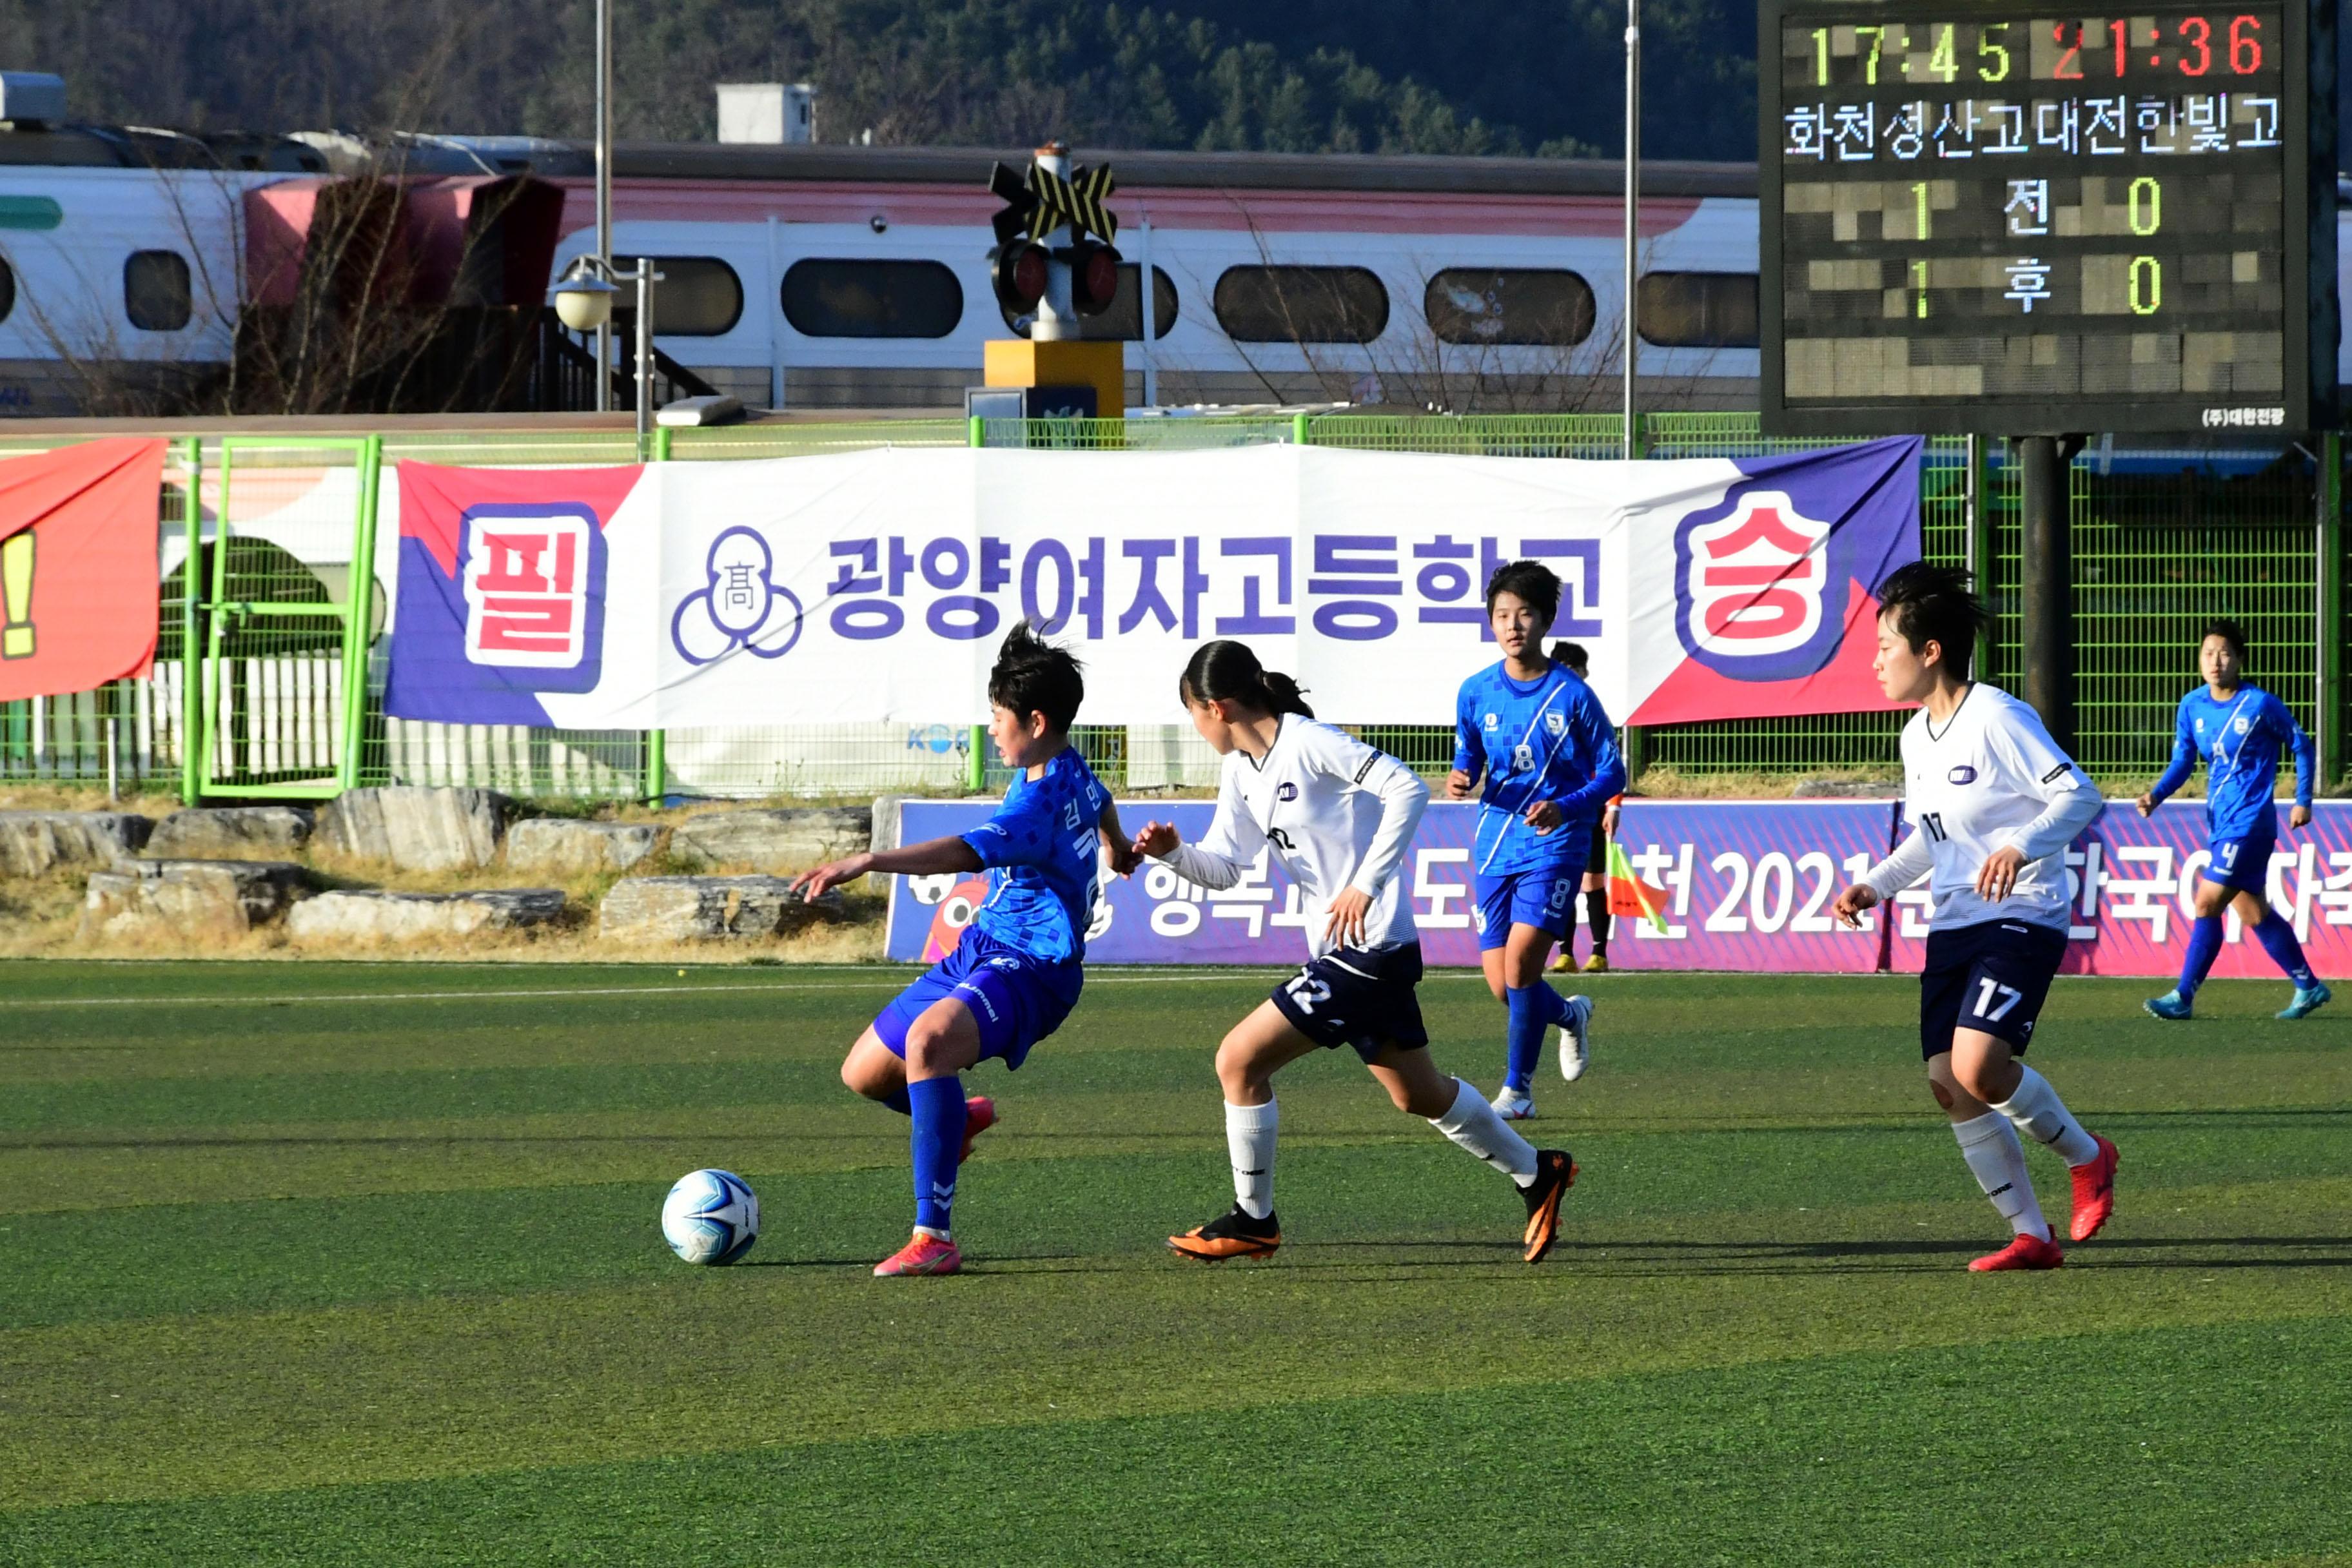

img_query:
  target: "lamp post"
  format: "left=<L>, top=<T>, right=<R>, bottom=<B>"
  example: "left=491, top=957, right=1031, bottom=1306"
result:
left=553, top=257, right=664, bottom=453
left=594, top=0, right=614, bottom=412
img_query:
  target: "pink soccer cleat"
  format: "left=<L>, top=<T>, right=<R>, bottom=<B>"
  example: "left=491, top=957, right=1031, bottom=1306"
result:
left=1968, top=1233, right=2065, bottom=1273
left=960, top=1096, right=997, bottom=1163
left=2068, top=1133, right=2119, bottom=1243
left=874, top=1231, right=962, bottom=1277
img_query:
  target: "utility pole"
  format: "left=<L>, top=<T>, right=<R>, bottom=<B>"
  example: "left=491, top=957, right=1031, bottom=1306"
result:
left=593, top=0, right=614, bottom=413
left=1622, top=0, right=1640, bottom=460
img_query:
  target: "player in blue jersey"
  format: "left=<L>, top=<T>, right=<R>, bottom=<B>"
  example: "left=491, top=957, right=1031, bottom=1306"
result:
left=1446, top=562, right=1627, bottom=1119
left=794, top=622, right=1133, bottom=1277
left=2137, top=618, right=2328, bottom=1021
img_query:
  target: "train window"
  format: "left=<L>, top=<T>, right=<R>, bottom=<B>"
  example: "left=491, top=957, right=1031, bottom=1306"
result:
left=1637, top=272, right=1759, bottom=349
left=1424, top=269, right=1594, bottom=348
left=1213, top=266, right=1388, bottom=344
left=124, top=250, right=191, bottom=332
left=629, top=257, right=741, bottom=336
left=999, top=264, right=1179, bottom=341
left=781, top=259, right=963, bottom=338
left=0, top=257, right=14, bottom=325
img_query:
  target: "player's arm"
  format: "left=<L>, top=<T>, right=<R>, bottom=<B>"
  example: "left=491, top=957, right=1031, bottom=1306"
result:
left=1317, top=730, right=1429, bottom=946
left=2138, top=699, right=2197, bottom=816
left=1531, top=691, right=1626, bottom=830
left=1832, top=825, right=1933, bottom=927
left=1098, top=798, right=1139, bottom=875
left=791, top=834, right=982, bottom=901
left=1981, top=707, right=2104, bottom=899
left=1142, top=765, right=1264, bottom=892
left=1445, top=684, right=1482, bottom=800
left=2279, top=698, right=2317, bottom=828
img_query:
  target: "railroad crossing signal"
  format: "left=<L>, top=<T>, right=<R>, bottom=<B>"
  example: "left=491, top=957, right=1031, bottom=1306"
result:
left=988, top=151, right=1122, bottom=320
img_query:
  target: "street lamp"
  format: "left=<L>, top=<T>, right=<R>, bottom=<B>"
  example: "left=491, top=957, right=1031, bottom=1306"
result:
left=551, top=256, right=663, bottom=451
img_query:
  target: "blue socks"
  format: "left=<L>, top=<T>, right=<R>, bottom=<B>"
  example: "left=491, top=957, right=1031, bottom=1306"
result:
left=881, top=1084, right=911, bottom=1115
left=1504, top=983, right=1568, bottom=1092
left=2253, top=911, right=2317, bottom=988
left=908, top=1077, right=966, bottom=1235
left=2177, top=915, right=2224, bottom=1001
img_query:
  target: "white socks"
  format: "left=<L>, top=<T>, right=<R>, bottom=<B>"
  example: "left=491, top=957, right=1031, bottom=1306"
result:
left=1992, top=1066, right=2101, bottom=1167
left=1429, top=1077, right=1541, bottom=1186
left=1225, top=1099, right=1279, bottom=1219
left=1952, top=1111, right=2050, bottom=1240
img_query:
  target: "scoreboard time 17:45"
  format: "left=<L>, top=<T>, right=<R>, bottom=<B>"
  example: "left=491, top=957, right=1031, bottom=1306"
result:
left=1758, top=3, right=2337, bottom=437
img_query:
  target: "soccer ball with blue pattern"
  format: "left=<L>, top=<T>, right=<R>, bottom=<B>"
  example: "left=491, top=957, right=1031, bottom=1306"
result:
left=661, top=1168, right=760, bottom=1265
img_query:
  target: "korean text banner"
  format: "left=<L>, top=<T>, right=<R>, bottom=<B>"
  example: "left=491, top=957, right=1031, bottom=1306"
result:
left=0, top=438, right=166, bottom=701
left=384, top=440, right=1921, bottom=729
left=887, top=799, right=1901, bottom=973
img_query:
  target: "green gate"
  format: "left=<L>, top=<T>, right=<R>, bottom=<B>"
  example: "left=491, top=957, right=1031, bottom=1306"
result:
left=185, top=436, right=383, bottom=800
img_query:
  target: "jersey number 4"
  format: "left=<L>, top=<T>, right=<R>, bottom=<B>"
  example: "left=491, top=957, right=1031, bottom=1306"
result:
left=1972, top=977, right=2023, bottom=1022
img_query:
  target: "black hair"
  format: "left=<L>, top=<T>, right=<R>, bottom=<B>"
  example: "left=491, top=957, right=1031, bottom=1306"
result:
left=988, top=621, right=1084, bottom=732
left=1874, top=561, right=1988, bottom=680
left=1177, top=640, right=1315, bottom=720
left=2200, top=618, right=2249, bottom=662
left=1551, top=640, right=1589, bottom=675
left=1484, top=560, right=1561, bottom=624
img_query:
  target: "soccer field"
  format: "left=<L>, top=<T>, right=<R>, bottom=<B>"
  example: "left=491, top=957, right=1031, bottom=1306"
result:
left=1, top=961, right=2346, bottom=1567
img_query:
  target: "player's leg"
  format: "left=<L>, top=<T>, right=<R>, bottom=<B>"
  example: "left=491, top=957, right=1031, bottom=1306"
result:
left=1581, top=867, right=1612, bottom=972
left=1920, top=929, right=2060, bottom=1270
left=841, top=1027, right=910, bottom=1112
left=867, top=997, right=983, bottom=1277
left=1495, top=869, right=1594, bottom=1106
left=1362, top=1041, right=1576, bottom=1264
left=1169, top=1001, right=1320, bottom=1260
left=2150, top=868, right=2237, bottom=1019
left=854, top=974, right=999, bottom=1155
left=2230, top=885, right=2331, bottom=1018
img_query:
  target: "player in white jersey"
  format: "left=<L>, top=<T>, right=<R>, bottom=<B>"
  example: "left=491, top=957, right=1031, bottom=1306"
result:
left=1135, top=640, right=1578, bottom=1264
left=1831, top=564, right=2120, bottom=1272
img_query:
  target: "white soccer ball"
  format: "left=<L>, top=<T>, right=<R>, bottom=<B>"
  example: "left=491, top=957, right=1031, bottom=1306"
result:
left=661, top=1168, right=760, bottom=1265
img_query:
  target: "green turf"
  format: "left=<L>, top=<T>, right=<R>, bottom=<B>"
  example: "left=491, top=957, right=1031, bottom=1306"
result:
left=1, top=960, right=2346, bottom=1564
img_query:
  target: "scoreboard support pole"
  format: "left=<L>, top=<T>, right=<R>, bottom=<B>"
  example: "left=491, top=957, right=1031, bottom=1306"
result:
left=2016, top=435, right=2083, bottom=755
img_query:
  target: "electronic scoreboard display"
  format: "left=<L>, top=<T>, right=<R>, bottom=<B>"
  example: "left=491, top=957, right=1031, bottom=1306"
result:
left=1759, top=3, right=2337, bottom=436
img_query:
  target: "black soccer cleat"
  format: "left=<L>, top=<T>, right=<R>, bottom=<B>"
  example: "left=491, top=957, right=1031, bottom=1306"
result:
left=1168, top=1204, right=1282, bottom=1261
left=1520, top=1149, right=1577, bottom=1264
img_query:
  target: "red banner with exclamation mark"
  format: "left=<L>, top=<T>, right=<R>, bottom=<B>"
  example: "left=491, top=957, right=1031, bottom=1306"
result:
left=0, top=438, right=166, bottom=701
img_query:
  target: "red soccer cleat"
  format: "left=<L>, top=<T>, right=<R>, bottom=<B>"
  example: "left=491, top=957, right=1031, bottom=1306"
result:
left=1968, top=1232, right=2065, bottom=1272
left=2068, top=1133, right=2119, bottom=1243
left=960, top=1096, right=997, bottom=1162
left=874, top=1231, right=961, bottom=1277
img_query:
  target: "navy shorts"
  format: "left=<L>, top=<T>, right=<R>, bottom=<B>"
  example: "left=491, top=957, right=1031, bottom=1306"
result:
left=2202, top=823, right=2277, bottom=896
left=874, top=930, right=1081, bottom=1072
left=1474, top=865, right=1585, bottom=950
left=1919, top=919, right=2067, bottom=1060
left=1271, top=941, right=1429, bottom=1063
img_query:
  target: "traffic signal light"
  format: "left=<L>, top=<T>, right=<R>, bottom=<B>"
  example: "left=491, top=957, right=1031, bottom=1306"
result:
left=992, top=241, right=1049, bottom=316
left=1068, top=240, right=1121, bottom=317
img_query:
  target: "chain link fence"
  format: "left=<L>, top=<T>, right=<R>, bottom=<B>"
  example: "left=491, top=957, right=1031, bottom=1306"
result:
left=0, top=417, right=2336, bottom=800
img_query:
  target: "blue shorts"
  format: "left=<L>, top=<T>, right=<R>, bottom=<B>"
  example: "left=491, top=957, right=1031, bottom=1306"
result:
left=2203, top=824, right=2276, bottom=896
left=874, top=930, right=1081, bottom=1072
left=1919, top=919, right=2066, bottom=1059
left=1473, top=864, right=1586, bottom=950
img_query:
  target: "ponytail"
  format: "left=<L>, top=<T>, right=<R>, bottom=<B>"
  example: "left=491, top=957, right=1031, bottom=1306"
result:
left=1178, top=639, right=1315, bottom=720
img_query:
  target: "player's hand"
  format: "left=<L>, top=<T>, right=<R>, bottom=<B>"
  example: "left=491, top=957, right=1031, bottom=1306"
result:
left=1602, top=803, right=1620, bottom=839
left=1445, top=769, right=1475, bottom=800
left=2135, top=791, right=2158, bottom=818
left=1830, top=883, right=1879, bottom=929
left=791, top=853, right=872, bottom=901
left=1103, top=831, right=1141, bottom=877
left=1522, top=799, right=1562, bottom=832
left=1133, top=821, right=1181, bottom=859
left=1975, top=845, right=2028, bottom=901
left=1324, top=886, right=1373, bottom=948
left=2290, top=804, right=2313, bottom=830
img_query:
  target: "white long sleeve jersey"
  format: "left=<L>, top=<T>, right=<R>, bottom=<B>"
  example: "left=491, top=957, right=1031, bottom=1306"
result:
left=1861, top=684, right=2106, bottom=935
left=1157, top=715, right=1429, bottom=959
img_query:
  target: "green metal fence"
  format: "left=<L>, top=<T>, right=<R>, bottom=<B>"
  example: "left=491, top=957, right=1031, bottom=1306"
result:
left=0, top=415, right=2338, bottom=801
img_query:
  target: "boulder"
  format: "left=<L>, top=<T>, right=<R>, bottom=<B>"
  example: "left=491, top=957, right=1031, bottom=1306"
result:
left=77, top=859, right=312, bottom=942
left=288, top=888, right=566, bottom=943
left=505, top=818, right=665, bottom=876
left=317, top=787, right=509, bottom=871
left=668, top=808, right=870, bottom=872
left=599, top=875, right=844, bottom=942
left=866, top=795, right=905, bottom=887
left=146, top=805, right=314, bottom=859
left=0, top=811, right=152, bottom=877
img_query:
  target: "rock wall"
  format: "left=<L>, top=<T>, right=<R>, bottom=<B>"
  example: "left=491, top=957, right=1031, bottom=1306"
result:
left=0, top=812, right=153, bottom=877
left=318, top=787, right=509, bottom=871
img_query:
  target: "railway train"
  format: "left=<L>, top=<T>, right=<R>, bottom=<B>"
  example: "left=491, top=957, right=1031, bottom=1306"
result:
left=0, top=119, right=2346, bottom=416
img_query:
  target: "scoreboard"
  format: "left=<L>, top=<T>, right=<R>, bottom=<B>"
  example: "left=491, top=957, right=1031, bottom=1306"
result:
left=1759, top=3, right=2337, bottom=436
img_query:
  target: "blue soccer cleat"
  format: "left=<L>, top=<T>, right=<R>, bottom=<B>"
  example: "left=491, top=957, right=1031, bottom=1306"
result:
left=2144, top=991, right=2194, bottom=1021
left=2278, top=981, right=2333, bottom=1021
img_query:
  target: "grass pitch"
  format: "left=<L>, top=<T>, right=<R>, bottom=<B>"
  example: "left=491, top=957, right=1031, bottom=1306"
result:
left=1, top=960, right=2346, bottom=1566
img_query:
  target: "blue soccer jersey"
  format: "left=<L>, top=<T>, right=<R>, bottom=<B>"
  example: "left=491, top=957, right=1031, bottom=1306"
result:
left=959, top=746, right=1110, bottom=965
left=2148, top=683, right=2315, bottom=842
left=1453, top=660, right=1626, bottom=877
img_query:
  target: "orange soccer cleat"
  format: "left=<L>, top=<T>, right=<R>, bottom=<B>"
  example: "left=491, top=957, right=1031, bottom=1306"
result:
left=1520, top=1150, right=1578, bottom=1264
left=2068, top=1133, right=2119, bottom=1243
left=1168, top=1206, right=1282, bottom=1261
left=1968, top=1233, right=2065, bottom=1272
left=874, top=1231, right=962, bottom=1277
left=960, top=1095, right=997, bottom=1163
